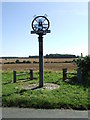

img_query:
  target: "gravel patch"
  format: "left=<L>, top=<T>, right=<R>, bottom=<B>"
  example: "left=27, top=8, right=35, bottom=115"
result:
left=23, top=83, right=60, bottom=90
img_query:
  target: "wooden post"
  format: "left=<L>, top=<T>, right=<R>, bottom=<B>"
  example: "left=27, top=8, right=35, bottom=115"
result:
left=63, top=68, right=67, bottom=81
left=38, top=34, right=44, bottom=87
left=77, top=69, right=82, bottom=83
left=30, top=69, right=33, bottom=80
left=13, top=70, right=16, bottom=83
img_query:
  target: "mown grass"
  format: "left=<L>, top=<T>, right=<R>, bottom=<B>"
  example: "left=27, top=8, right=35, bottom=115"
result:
left=2, top=70, right=89, bottom=110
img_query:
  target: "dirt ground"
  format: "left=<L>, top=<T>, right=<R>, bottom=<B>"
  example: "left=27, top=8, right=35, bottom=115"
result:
left=1, top=58, right=75, bottom=63
left=1, top=58, right=77, bottom=71
left=2, top=63, right=77, bottom=71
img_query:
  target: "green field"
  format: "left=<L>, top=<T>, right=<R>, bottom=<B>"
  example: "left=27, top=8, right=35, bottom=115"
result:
left=2, top=70, right=88, bottom=110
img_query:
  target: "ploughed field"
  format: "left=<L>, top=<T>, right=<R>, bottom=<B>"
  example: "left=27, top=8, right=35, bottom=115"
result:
left=1, top=58, right=77, bottom=71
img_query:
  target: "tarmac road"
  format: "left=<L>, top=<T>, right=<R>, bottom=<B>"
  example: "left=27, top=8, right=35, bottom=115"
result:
left=1, top=107, right=89, bottom=119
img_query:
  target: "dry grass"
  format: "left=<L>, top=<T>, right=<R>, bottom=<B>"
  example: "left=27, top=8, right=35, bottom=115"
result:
left=1, top=58, right=76, bottom=63
left=44, top=63, right=77, bottom=71
left=2, top=63, right=77, bottom=71
left=1, top=58, right=77, bottom=71
left=2, top=64, right=39, bottom=71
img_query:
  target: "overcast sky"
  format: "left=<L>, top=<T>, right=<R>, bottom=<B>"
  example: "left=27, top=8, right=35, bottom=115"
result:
left=2, top=2, right=88, bottom=57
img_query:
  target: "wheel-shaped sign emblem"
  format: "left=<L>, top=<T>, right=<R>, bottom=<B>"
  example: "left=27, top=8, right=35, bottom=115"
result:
left=31, top=15, right=51, bottom=87
left=32, top=16, right=50, bottom=34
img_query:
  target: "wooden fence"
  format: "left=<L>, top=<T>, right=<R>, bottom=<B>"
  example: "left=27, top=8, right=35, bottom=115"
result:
left=62, top=68, right=82, bottom=82
left=13, top=69, right=33, bottom=83
left=13, top=68, right=82, bottom=83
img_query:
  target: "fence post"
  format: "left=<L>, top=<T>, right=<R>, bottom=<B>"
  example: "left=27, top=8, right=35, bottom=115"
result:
left=30, top=69, right=33, bottom=80
left=63, top=68, right=67, bottom=81
left=13, top=70, right=16, bottom=83
left=77, top=69, right=82, bottom=83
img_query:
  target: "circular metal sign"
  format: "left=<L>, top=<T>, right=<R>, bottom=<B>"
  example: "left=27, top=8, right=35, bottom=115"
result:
left=32, top=16, right=50, bottom=34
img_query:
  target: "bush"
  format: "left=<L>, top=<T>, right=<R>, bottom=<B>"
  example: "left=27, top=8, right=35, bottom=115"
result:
left=33, top=61, right=39, bottom=64
left=26, top=61, right=31, bottom=63
left=15, top=59, right=20, bottom=63
left=75, top=56, right=90, bottom=82
left=76, top=56, right=90, bottom=75
left=4, top=62, right=15, bottom=64
left=15, top=60, right=31, bottom=64
left=45, top=61, right=50, bottom=63
left=22, top=60, right=26, bottom=63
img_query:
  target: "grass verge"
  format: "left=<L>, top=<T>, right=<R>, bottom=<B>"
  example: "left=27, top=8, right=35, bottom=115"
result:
left=2, top=70, right=89, bottom=110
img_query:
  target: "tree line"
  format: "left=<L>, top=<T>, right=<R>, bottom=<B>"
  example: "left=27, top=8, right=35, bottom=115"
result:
left=29, top=54, right=78, bottom=58
left=1, top=54, right=79, bottom=59
left=44, top=54, right=77, bottom=58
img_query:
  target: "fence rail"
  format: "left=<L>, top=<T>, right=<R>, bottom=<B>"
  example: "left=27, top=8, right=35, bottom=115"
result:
left=13, top=69, right=33, bottom=83
left=16, top=73, right=30, bottom=76
left=62, top=68, right=82, bottom=82
left=13, top=68, right=82, bottom=83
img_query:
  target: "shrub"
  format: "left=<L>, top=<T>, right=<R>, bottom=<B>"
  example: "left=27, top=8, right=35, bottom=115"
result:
left=15, top=59, right=20, bottom=63
left=5, top=62, right=15, bottom=64
left=33, top=61, right=39, bottom=64
left=26, top=61, right=31, bottom=63
left=75, top=56, right=90, bottom=75
left=75, top=56, right=90, bottom=83
left=45, top=61, right=50, bottom=63
left=22, top=60, right=31, bottom=63
left=22, top=60, right=26, bottom=63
